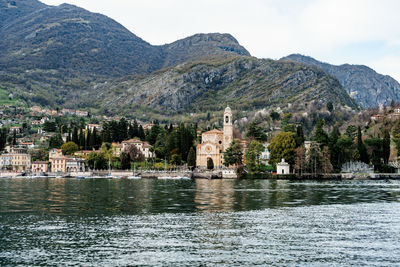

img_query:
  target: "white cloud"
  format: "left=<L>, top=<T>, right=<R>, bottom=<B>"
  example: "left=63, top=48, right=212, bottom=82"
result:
left=40, top=0, right=400, bottom=80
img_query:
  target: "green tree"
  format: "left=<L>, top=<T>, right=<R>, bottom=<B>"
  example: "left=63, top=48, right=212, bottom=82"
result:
left=383, top=128, right=390, bottom=164
left=187, top=147, right=196, bottom=169
left=295, top=125, right=305, bottom=147
left=326, top=102, right=334, bottom=112
left=313, top=118, right=328, bottom=147
left=49, top=133, right=64, bottom=149
left=345, top=125, right=358, bottom=141
left=118, top=117, right=129, bottom=141
left=79, top=129, right=85, bottom=149
left=138, top=125, right=146, bottom=141
left=61, top=141, right=79, bottom=155
left=223, top=140, right=243, bottom=167
left=86, top=152, right=107, bottom=170
left=246, top=121, right=267, bottom=141
left=171, top=154, right=182, bottom=166
left=12, top=129, right=16, bottom=146
left=245, top=140, right=264, bottom=172
left=268, top=131, right=296, bottom=167
left=357, top=126, right=369, bottom=164
left=328, top=126, right=341, bottom=171
left=72, top=127, right=79, bottom=144
left=270, top=111, right=280, bottom=121
left=43, top=121, right=57, bottom=132
left=365, top=138, right=384, bottom=171
left=0, top=128, right=7, bottom=151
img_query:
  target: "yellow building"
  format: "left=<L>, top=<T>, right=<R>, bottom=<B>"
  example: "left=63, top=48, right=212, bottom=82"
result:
left=11, top=153, right=31, bottom=172
left=196, top=107, right=234, bottom=168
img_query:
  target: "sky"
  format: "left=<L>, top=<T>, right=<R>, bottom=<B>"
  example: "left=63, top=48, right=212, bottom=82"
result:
left=41, top=0, right=400, bottom=81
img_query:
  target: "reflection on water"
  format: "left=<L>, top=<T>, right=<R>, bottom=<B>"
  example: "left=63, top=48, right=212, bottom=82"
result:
left=2, top=178, right=400, bottom=215
left=1, top=178, right=400, bottom=265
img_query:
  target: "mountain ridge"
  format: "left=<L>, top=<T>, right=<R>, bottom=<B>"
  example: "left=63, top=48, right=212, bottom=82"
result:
left=281, top=54, right=400, bottom=108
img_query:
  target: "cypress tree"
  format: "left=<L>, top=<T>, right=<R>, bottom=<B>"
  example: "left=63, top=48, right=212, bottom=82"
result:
left=12, top=130, right=16, bottom=146
left=138, top=125, right=145, bottom=141
left=79, top=129, right=85, bottom=150
left=86, top=129, right=91, bottom=150
left=66, top=128, right=71, bottom=142
left=128, top=124, right=134, bottom=139
left=90, top=128, right=96, bottom=149
left=187, top=147, right=196, bottom=168
left=383, top=129, right=391, bottom=164
left=72, top=127, right=79, bottom=144
left=133, top=120, right=139, bottom=137
left=357, top=126, right=369, bottom=164
left=295, top=125, right=305, bottom=147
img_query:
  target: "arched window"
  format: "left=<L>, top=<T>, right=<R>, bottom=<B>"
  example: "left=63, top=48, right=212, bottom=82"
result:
left=225, top=116, right=229, bottom=123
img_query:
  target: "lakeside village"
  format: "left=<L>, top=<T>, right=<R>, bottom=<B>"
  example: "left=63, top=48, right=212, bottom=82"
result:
left=2, top=104, right=400, bottom=179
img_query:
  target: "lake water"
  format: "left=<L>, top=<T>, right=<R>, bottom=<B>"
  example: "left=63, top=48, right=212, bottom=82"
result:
left=1, top=178, right=400, bottom=266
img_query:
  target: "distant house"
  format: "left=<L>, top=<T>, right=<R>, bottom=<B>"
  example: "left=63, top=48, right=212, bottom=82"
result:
left=112, top=143, right=123, bottom=157
left=86, top=124, right=102, bottom=132
left=61, top=108, right=75, bottom=115
left=19, top=142, right=35, bottom=150
left=31, top=120, right=43, bottom=126
left=260, top=143, right=270, bottom=165
left=74, top=150, right=97, bottom=158
left=10, top=126, right=22, bottom=134
left=371, top=114, right=385, bottom=122
left=30, top=106, right=41, bottom=113
left=76, top=110, right=88, bottom=117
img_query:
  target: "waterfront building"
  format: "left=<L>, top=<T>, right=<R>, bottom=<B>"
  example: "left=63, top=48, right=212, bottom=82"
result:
left=66, top=158, right=86, bottom=172
left=196, top=107, right=234, bottom=168
left=277, top=158, right=290, bottom=174
left=0, top=154, right=13, bottom=169
left=31, top=161, right=49, bottom=173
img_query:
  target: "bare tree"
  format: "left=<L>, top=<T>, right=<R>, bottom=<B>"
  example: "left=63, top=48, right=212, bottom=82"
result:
left=126, top=145, right=145, bottom=162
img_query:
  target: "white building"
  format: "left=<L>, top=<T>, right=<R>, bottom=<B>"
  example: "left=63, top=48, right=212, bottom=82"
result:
left=277, top=158, right=290, bottom=174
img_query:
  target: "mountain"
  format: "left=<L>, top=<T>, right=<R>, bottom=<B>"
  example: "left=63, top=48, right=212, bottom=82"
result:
left=82, top=57, right=358, bottom=117
left=0, top=0, right=356, bottom=118
left=0, top=0, right=249, bottom=78
left=281, top=54, right=400, bottom=108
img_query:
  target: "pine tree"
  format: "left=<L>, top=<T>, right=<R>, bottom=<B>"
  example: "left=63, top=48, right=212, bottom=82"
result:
left=314, top=118, right=328, bottom=147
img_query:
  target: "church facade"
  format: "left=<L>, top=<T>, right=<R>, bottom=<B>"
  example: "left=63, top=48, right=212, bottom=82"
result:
left=196, top=107, right=234, bottom=168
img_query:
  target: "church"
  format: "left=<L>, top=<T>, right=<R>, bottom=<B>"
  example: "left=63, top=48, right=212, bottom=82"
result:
left=196, top=107, right=233, bottom=168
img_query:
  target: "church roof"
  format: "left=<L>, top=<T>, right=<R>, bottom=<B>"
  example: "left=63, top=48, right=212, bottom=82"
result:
left=203, top=129, right=223, bottom=135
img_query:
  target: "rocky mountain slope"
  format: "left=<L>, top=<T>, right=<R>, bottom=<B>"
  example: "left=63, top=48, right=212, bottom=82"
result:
left=0, top=0, right=249, bottom=78
left=83, top=57, right=358, bottom=117
left=281, top=54, right=400, bottom=108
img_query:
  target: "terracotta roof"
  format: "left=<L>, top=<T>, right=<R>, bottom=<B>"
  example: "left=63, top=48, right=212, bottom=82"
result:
left=203, top=129, right=223, bottom=135
left=122, top=138, right=142, bottom=143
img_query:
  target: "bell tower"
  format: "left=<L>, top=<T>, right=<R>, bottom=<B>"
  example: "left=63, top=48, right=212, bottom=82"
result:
left=223, top=106, right=233, bottom=151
